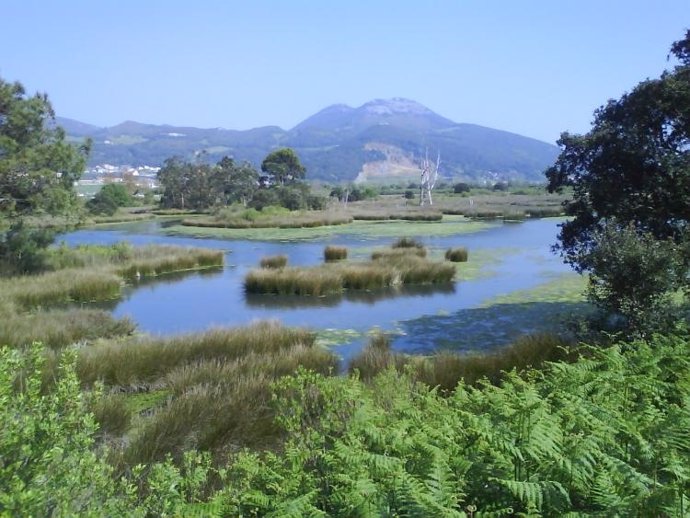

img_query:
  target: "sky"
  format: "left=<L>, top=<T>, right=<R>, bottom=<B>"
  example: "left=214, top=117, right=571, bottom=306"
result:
left=1, top=1, right=687, bottom=143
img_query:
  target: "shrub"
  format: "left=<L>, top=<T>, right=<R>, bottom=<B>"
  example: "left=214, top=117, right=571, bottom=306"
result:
left=445, top=247, right=469, bottom=262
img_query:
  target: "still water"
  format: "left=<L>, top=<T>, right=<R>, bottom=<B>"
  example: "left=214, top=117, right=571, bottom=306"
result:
left=60, top=219, right=571, bottom=356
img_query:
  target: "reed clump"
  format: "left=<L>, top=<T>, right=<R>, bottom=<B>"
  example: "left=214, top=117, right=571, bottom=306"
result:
left=0, top=309, right=135, bottom=349
left=371, top=247, right=427, bottom=260
left=349, top=333, right=408, bottom=381
left=245, top=253, right=455, bottom=296
left=392, top=237, right=425, bottom=249
left=77, top=321, right=315, bottom=386
left=413, top=333, right=573, bottom=391
left=123, top=342, right=338, bottom=463
left=445, top=247, right=469, bottom=262
left=245, top=267, right=343, bottom=296
left=260, top=255, right=288, bottom=269
left=324, top=245, right=348, bottom=262
left=0, top=269, right=123, bottom=309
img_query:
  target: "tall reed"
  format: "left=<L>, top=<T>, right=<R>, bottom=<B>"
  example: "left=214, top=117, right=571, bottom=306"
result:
left=324, top=246, right=348, bottom=262
left=0, top=309, right=135, bottom=349
left=260, top=255, right=288, bottom=269
left=77, top=322, right=315, bottom=386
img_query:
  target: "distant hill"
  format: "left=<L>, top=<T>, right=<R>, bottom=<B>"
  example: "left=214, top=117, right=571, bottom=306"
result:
left=58, top=98, right=558, bottom=183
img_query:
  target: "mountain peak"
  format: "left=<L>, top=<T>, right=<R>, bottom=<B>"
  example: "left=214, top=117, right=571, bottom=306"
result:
left=359, top=98, right=434, bottom=116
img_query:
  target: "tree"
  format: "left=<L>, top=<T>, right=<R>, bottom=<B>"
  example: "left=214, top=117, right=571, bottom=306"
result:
left=546, top=31, right=690, bottom=331
left=261, top=148, right=306, bottom=186
left=0, top=78, right=90, bottom=218
left=212, top=156, right=259, bottom=207
left=0, top=77, right=90, bottom=273
left=87, top=183, right=132, bottom=215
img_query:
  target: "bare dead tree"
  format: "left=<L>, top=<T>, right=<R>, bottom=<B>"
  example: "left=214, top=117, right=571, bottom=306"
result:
left=419, top=148, right=440, bottom=206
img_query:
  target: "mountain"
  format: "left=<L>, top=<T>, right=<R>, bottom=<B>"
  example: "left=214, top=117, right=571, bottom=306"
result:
left=57, top=98, right=558, bottom=183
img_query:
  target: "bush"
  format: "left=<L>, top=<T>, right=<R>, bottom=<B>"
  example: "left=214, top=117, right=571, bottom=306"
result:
left=0, top=221, right=54, bottom=275
left=392, top=237, right=424, bottom=249
left=453, top=182, right=471, bottom=194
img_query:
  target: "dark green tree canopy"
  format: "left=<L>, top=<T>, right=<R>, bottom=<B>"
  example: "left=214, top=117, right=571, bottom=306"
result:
left=158, top=156, right=259, bottom=210
left=0, top=77, right=90, bottom=217
left=260, top=148, right=306, bottom=186
left=546, top=30, right=690, bottom=272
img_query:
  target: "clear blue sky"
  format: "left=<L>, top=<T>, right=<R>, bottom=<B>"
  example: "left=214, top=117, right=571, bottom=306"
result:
left=2, top=0, right=687, bottom=143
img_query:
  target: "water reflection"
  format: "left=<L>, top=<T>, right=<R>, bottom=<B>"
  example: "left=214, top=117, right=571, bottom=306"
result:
left=245, top=283, right=456, bottom=309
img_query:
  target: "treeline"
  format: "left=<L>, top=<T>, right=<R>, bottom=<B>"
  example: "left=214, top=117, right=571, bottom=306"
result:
left=157, top=148, right=325, bottom=212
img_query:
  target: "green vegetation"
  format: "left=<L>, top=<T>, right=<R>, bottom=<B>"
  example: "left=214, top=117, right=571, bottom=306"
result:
left=86, top=183, right=132, bottom=216
left=445, top=246, right=468, bottom=262
left=185, top=206, right=352, bottom=229
left=547, top=31, right=690, bottom=336
left=165, top=214, right=497, bottom=241
left=5, top=331, right=690, bottom=515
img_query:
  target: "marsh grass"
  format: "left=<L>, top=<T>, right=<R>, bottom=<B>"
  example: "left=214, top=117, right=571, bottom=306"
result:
left=77, top=322, right=316, bottom=386
left=260, top=255, right=288, bottom=269
left=445, top=247, right=469, bottom=262
left=0, top=309, right=135, bottom=349
left=324, top=246, right=348, bottom=262
left=245, top=253, right=454, bottom=296
left=392, top=237, right=425, bottom=249
left=371, top=247, right=427, bottom=260
left=0, top=269, right=123, bottom=309
left=49, top=243, right=224, bottom=279
left=245, top=267, right=343, bottom=296
left=124, top=343, right=338, bottom=463
left=90, top=392, right=132, bottom=436
left=436, top=192, right=568, bottom=220
left=350, top=332, right=573, bottom=391
left=349, top=333, right=408, bottom=381
left=414, top=333, right=574, bottom=390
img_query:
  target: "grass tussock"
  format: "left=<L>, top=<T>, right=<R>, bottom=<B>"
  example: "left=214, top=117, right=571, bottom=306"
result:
left=260, top=255, right=288, bottom=269
left=414, top=333, right=574, bottom=390
left=247, top=236, right=454, bottom=296
left=77, top=321, right=316, bottom=386
left=123, top=342, right=337, bottom=463
left=49, top=242, right=224, bottom=279
left=324, top=245, right=348, bottom=262
left=89, top=393, right=132, bottom=436
left=445, top=247, right=469, bottom=262
left=392, top=237, right=425, bottom=249
left=0, top=308, right=135, bottom=349
left=245, top=253, right=455, bottom=296
left=0, top=269, right=123, bottom=309
left=371, top=247, right=427, bottom=260
left=350, top=332, right=573, bottom=391
left=245, top=267, right=343, bottom=296
left=349, top=333, right=408, bottom=381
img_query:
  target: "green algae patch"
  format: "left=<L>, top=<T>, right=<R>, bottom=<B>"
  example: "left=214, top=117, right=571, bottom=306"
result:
left=315, top=328, right=364, bottom=348
left=164, top=215, right=498, bottom=241
left=482, top=272, right=587, bottom=306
